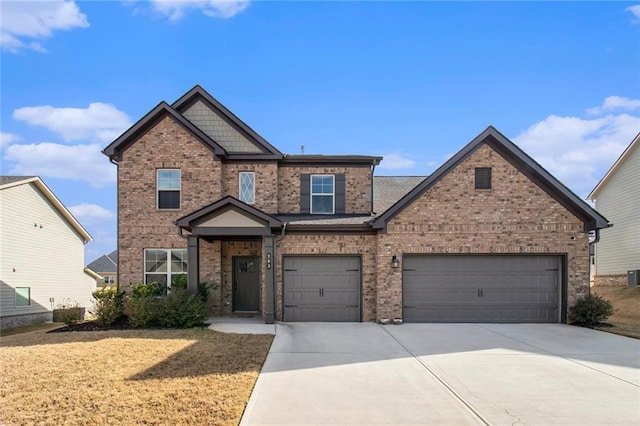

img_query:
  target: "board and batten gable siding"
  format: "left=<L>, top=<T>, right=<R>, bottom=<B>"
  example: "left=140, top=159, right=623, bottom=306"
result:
left=0, top=182, right=95, bottom=320
left=594, top=142, right=640, bottom=276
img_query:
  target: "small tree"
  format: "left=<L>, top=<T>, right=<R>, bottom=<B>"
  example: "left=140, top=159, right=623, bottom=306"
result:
left=92, top=285, right=124, bottom=326
left=569, top=294, right=615, bottom=327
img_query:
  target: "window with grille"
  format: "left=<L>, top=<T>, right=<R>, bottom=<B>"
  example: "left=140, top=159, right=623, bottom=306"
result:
left=311, top=175, right=335, bottom=214
left=157, top=169, right=181, bottom=209
left=239, top=172, right=255, bottom=204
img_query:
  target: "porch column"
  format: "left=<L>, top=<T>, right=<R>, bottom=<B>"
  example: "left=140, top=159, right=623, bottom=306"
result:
left=263, top=236, right=275, bottom=324
left=187, top=236, right=199, bottom=294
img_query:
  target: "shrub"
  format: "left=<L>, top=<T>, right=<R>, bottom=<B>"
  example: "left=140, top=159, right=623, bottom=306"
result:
left=53, top=299, right=83, bottom=325
left=158, top=288, right=206, bottom=328
left=92, top=285, right=124, bottom=326
left=171, top=276, right=213, bottom=303
left=126, top=282, right=164, bottom=328
left=569, top=294, right=615, bottom=327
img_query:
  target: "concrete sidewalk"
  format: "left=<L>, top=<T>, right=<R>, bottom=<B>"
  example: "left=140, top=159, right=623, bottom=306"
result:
left=240, top=323, right=640, bottom=425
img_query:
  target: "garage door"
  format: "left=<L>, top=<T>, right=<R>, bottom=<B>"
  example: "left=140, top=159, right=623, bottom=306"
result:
left=403, top=255, right=561, bottom=323
left=284, top=256, right=361, bottom=322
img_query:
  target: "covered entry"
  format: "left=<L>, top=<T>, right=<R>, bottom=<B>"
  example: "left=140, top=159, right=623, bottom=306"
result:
left=283, top=256, right=361, bottom=321
left=402, top=255, right=562, bottom=323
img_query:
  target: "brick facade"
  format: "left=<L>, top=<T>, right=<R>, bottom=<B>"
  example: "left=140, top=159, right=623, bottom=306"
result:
left=593, top=274, right=628, bottom=286
left=278, top=165, right=373, bottom=214
left=375, top=144, right=590, bottom=320
left=118, top=115, right=222, bottom=288
left=109, top=89, right=603, bottom=324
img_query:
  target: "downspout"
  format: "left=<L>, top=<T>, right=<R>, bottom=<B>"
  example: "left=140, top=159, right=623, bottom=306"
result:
left=371, top=164, right=376, bottom=215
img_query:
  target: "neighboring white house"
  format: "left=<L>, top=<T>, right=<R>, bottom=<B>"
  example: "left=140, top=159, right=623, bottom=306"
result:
left=0, top=176, right=95, bottom=327
left=588, top=133, right=640, bottom=286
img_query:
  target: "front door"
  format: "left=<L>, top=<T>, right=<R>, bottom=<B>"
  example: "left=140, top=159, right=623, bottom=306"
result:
left=233, top=256, right=260, bottom=312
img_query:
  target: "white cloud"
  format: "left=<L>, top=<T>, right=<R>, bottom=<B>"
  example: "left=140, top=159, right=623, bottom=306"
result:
left=586, top=96, right=640, bottom=115
left=150, top=0, right=250, bottom=21
left=378, top=152, right=416, bottom=170
left=513, top=111, right=640, bottom=197
left=3, top=143, right=115, bottom=187
left=626, top=5, right=640, bottom=23
left=0, top=132, right=21, bottom=149
left=13, top=103, right=131, bottom=143
left=69, top=203, right=115, bottom=223
left=0, top=1, right=89, bottom=53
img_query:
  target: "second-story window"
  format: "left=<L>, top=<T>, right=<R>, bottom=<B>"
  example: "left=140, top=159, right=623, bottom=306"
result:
left=239, top=172, right=255, bottom=204
left=311, top=175, right=335, bottom=214
left=157, top=169, right=181, bottom=209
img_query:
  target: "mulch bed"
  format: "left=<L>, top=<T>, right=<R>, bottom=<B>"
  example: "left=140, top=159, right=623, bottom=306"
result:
left=48, top=316, right=209, bottom=333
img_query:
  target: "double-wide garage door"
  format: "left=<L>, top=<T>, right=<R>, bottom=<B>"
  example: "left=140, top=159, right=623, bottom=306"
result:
left=403, top=255, right=561, bottom=323
left=284, top=256, right=361, bottom=322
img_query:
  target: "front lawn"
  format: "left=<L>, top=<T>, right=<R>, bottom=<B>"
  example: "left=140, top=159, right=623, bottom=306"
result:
left=0, top=328, right=273, bottom=425
left=592, top=285, right=640, bottom=339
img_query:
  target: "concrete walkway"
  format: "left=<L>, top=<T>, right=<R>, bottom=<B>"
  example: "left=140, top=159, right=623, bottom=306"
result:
left=207, top=317, right=276, bottom=335
left=240, top=323, right=640, bottom=425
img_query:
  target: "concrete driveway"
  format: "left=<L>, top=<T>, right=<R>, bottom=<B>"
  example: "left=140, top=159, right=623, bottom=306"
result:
left=241, top=323, right=640, bottom=425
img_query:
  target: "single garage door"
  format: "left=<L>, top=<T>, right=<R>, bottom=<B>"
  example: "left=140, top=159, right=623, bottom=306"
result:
left=284, top=256, right=361, bottom=322
left=403, top=255, right=561, bottom=323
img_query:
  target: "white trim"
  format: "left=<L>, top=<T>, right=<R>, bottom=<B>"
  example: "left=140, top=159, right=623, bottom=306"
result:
left=0, top=176, right=92, bottom=242
left=156, top=169, right=181, bottom=210
left=310, top=174, right=335, bottom=214
left=144, top=248, right=188, bottom=287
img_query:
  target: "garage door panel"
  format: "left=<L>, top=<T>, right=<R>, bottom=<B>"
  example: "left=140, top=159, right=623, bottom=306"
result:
left=284, top=256, right=361, bottom=322
left=403, top=255, right=561, bottom=323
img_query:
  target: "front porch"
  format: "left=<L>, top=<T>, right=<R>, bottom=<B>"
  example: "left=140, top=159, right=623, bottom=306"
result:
left=176, top=196, right=282, bottom=324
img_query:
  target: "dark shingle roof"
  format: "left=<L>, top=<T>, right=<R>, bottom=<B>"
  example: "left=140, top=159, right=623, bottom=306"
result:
left=0, top=176, right=36, bottom=185
left=373, top=176, right=426, bottom=214
left=87, top=250, right=117, bottom=273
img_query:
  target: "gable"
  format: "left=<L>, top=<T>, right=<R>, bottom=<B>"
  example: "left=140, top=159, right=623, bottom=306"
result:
left=588, top=134, right=639, bottom=201
left=371, top=126, right=609, bottom=232
left=195, top=208, right=267, bottom=228
left=182, top=100, right=264, bottom=153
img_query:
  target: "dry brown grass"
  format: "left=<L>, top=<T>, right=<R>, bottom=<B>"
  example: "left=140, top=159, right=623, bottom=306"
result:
left=592, top=285, right=640, bottom=339
left=0, top=328, right=273, bottom=425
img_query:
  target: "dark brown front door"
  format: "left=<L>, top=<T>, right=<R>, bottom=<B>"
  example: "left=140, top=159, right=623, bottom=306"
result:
left=233, top=256, right=260, bottom=312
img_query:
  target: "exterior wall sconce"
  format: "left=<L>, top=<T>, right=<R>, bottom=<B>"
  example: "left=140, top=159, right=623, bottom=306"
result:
left=391, top=255, right=400, bottom=268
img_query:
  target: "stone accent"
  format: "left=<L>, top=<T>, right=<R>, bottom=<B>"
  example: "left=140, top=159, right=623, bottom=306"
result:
left=117, top=115, right=223, bottom=289
left=278, top=165, right=372, bottom=214
left=276, top=234, right=377, bottom=321
left=221, top=162, right=278, bottom=213
left=1, top=312, right=52, bottom=329
left=375, top=144, right=590, bottom=321
left=593, top=274, right=628, bottom=286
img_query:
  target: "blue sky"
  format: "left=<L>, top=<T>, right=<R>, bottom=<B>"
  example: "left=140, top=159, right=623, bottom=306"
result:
left=1, top=1, right=639, bottom=263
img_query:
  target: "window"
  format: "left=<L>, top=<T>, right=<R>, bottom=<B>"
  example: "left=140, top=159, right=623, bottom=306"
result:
left=103, top=276, right=115, bottom=285
left=157, top=169, right=181, bottom=209
left=311, top=175, right=335, bottom=214
left=475, top=167, right=492, bottom=189
left=239, top=172, right=255, bottom=204
left=144, top=249, right=187, bottom=292
left=15, top=287, right=30, bottom=307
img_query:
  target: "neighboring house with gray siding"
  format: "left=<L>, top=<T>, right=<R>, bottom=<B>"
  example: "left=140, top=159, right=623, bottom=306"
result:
left=103, top=85, right=609, bottom=325
left=588, top=133, right=640, bottom=286
left=87, top=250, right=118, bottom=287
left=0, top=176, right=95, bottom=327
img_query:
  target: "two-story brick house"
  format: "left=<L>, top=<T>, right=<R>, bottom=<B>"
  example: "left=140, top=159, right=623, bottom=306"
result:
left=103, top=85, right=608, bottom=324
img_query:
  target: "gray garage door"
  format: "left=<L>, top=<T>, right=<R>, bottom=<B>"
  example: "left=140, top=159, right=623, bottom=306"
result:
left=403, top=255, right=561, bottom=323
left=284, top=256, right=361, bottom=322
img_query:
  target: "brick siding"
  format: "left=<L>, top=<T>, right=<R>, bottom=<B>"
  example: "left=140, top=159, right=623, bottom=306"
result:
left=278, top=165, right=373, bottom=214
left=375, top=144, right=590, bottom=320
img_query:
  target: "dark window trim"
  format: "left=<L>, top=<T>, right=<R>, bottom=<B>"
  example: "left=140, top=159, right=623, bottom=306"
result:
left=157, top=169, right=181, bottom=210
left=475, top=167, right=492, bottom=190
